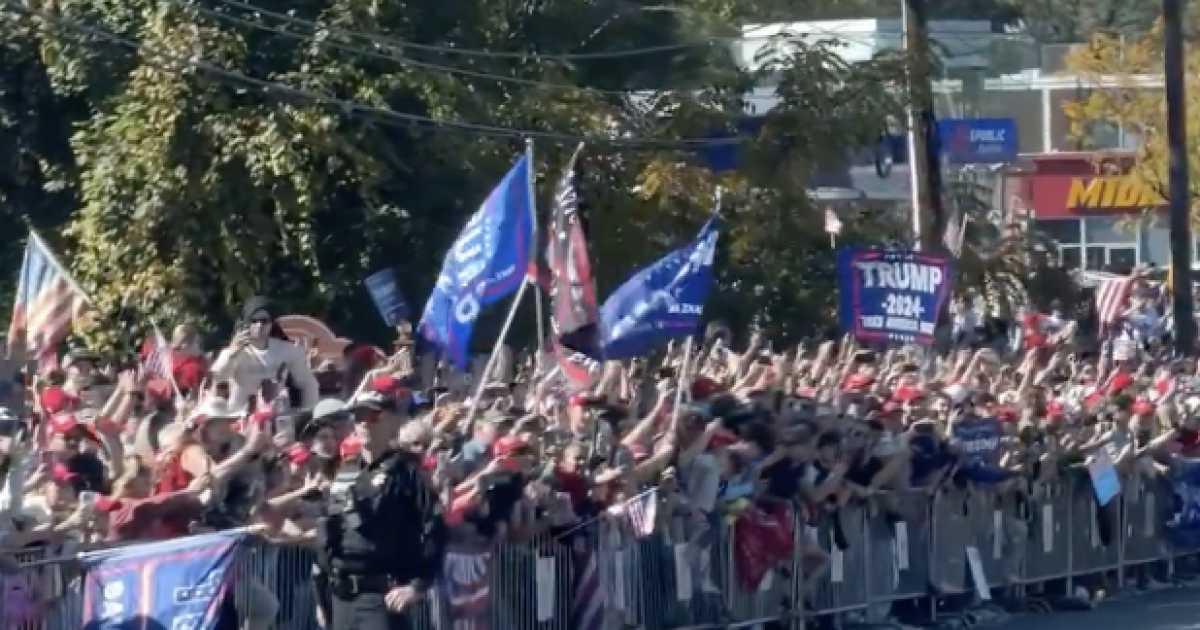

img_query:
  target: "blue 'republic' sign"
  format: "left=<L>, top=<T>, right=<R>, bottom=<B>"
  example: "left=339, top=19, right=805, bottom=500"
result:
left=937, top=118, right=1018, bottom=164
left=837, top=248, right=955, bottom=346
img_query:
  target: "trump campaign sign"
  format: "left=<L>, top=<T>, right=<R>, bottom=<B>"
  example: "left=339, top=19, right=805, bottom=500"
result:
left=837, top=249, right=954, bottom=346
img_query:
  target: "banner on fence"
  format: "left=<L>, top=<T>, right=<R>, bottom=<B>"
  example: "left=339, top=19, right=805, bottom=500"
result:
left=80, top=530, right=245, bottom=630
left=733, top=504, right=794, bottom=590
left=836, top=248, right=954, bottom=346
left=1088, top=450, right=1121, bottom=506
left=438, top=549, right=493, bottom=629
left=1169, top=461, right=1200, bottom=547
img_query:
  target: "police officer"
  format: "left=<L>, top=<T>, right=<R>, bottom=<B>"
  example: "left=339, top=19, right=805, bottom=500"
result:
left=314, top=375, right=448, bottom=630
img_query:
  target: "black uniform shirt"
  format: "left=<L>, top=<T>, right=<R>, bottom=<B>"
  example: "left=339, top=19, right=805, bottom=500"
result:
left=349, top=451, right=449, bottom=591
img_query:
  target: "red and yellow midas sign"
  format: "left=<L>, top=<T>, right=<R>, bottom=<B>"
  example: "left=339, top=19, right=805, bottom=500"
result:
left=1065, top=177, right=1164, bottom=209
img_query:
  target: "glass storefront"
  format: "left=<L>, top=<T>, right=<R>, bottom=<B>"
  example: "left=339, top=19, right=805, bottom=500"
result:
left=1031, top=216, right=1177, bottom=274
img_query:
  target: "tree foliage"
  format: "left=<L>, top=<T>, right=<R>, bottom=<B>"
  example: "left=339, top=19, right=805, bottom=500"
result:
left=948, top=182, right=1083, bottom=317
left=0, top=0, right=910, bottom=352
left=1062, top=26, right=1197, bottom=218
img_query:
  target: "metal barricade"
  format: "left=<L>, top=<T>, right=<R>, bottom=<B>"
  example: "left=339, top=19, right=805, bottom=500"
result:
left=8, top=474, right=1200, bottom=630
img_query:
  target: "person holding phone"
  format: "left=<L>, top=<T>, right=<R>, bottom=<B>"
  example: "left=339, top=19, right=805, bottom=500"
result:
left=210, top=296, right=319, bottom=411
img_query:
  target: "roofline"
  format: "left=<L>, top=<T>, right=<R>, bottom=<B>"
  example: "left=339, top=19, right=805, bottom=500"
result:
left=1018, top=150, right=1138, bottom=161
left=983, top=73, right=1163, bottom=91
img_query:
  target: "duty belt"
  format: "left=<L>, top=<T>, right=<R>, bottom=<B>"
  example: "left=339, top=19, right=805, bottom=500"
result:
left=329, top=570, right=391, bottom=597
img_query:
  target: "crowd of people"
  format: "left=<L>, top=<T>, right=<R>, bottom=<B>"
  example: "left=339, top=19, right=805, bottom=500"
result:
left=0, top=288, right=1198, bottom=629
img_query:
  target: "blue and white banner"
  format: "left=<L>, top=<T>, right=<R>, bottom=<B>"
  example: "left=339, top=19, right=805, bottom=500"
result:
left=1169, top=461, right=1200, bottom=548
left=364, top=268, right=409, bottom=326
left=600, top=217, right=719, bottom=359
left=937, top=118, right=1018, bottom=164
left=419, top=155, right=535, bottom=368
left=80, top=531, right=246, bottom=630
left=836, top=249, right=953, bottom=346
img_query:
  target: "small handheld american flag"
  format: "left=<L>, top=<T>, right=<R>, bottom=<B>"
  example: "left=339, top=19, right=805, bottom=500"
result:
left=607, top=487, right=657, bottom=537
left=141, top=322, right=182, bottom=398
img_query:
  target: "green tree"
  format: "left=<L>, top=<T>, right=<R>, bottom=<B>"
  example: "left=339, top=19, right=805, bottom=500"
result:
left=0, top=0, right=909, bottom=351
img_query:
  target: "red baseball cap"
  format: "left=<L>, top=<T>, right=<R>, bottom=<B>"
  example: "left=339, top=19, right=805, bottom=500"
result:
left=347, top=376, right=410, bottom=412
left=339, top=435, right=363, bottom=459
left=286, top=444, right=311, bottom=465
left=892, top=384, right=925, bottom=403
left=493, top=436, right=528, bottom=458
left=40, top=387, right=79, bottom=414
left=51, top=463, right=80, bottom=483
left=1107, top=373, right=1135, bottom=394
left=842, top=373, right=875, bottom=391
left=690, top=377, right=723, bottom=401
left=48, top=413, right=99, bottom=442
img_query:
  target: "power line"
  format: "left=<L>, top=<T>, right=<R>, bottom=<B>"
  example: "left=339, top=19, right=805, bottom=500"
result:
left=3, top=2, right=743, bottom=147
left=210, top=0, right=718, bottom=60
left=164, top=0, right=1009, bottom=104
left=204, top=0, right=1008, bottom=65
left=167, top=0, right=647, bottom=96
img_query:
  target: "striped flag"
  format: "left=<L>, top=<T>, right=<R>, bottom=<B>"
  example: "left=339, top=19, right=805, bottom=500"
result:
left=7, top=230, right=89, bottom=359
left=571, top=547, right=604, bottom=630
left=545, top=144, right=601, bottom=385
left=1096, top=273, right=1136, bottom=330
left=943, top=211, right=967, bottom=257
left=140, top=324, right=173, bottom=380
left=607, top=488, right=657, bottom=537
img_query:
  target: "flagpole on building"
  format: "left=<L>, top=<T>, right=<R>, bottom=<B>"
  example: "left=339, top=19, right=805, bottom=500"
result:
left=525, top=139, right=546, bottom=369
left=462, top=280, right=531, bottom=434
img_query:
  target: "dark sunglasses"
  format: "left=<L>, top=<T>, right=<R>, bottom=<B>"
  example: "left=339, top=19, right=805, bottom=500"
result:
left=249, top=317, right=271, bottom=324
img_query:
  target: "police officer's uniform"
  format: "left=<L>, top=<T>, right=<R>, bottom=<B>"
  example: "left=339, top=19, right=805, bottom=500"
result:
left=314, top=382, right=448, bottom=630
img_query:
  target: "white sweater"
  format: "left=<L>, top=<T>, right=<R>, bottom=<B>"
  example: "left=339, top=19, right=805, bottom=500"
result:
left=210, top=338, right=320, bottom=410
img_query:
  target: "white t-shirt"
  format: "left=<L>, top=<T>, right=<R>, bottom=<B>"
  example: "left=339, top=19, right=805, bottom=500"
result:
left=210, top=339, right=319, bottom=410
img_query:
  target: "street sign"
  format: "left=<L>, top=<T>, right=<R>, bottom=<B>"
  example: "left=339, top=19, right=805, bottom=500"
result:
left=937, top=118, right=1018, bottom=164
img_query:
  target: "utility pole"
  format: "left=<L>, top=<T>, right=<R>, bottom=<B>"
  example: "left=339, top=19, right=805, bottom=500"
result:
left=901, top=0, right=947, bottom=251
left=1164, top=0, right=1195, bottom=355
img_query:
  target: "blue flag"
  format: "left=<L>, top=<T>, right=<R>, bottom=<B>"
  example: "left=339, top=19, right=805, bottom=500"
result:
left=836, top=248, right=953, bottom=346
left=418, top=156, right=534, bottom=367
left=1169, top=460, right=1200, bottom=547
left=600, top=217, right=719, bottom=359
left=81, top=530, right=246, bottom=630
left=364, top=268, right=409, bottom=326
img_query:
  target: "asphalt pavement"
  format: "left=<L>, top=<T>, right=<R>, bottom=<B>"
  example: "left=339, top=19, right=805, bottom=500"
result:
left=989, top=587, right=1200, bottom=630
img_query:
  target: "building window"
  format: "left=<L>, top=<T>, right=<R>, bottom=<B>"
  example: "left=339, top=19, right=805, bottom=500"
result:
left=1088, top=121, right=1143, bottom=151
left=1084, top=217, right=1137, bottom=244
left=1033, top=218, right=1082, bottom=246
left=1060, top=246, right=1082, bottom=270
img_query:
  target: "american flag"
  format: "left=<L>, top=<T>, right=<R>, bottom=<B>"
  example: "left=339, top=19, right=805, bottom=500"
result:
left=607, top=488, right=657, bottom=537
left=544, top=144, right=601, bottom=385
left=943, top=211, right=967, bottom=257
left=824, top=208, right=842, bottom=235
left=1095, top=273, right=1136, bottom=330
left=7, top=230, right=89, bottom=359
left=141, top=323, right=174, bottom=380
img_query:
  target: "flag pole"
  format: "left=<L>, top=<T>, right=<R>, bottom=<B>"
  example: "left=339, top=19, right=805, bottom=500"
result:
left=526, top=139, right=545, bottom=370
left=27, top=228, right=93, bottom=306
left=462, top=279, right=531, bottom=434
left=669, top=337, right=695, bottom=424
